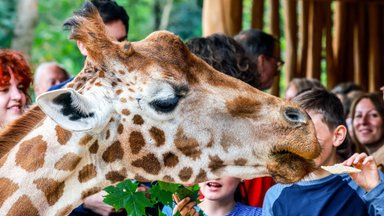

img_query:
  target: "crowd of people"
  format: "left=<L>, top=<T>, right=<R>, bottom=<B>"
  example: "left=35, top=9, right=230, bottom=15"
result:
left=1, top=0, right=384, bottom=215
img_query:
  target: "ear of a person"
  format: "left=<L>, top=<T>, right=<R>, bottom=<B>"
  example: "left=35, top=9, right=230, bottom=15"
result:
left=333, top=125, right=347, bottom=147
left=77, top=40, right=88, bottom=56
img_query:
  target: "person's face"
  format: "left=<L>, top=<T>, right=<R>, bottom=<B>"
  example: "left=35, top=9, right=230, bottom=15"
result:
left=105, top=19, right=127, bottom=42
left=285, top=84, right=298, bottom=101
left=308, top=111, right=337, bottom=167
left=257, top=55, right=278, bottom=90
left=0, top=71, right=27, bottom=126
left=35, top=66, right=68, bottom=96
left=199, top=177, right=240, bottom=201
left=353, top=98, right=384, bottom=146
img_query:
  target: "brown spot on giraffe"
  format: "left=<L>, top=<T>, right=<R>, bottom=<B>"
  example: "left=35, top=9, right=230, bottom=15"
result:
left=209, top=155, right=225, bottom=172
left=7, top=195, right=39, bottom=216
left=132, top=114, right=144, bottom=125
left=132, top=153, right=161, bottom=175
left=102, top=141, right=124, bottom=163
left=117, top=123, right=124, bottom=134
left=105, top=168, right=127, bottom=183
left=149, top=127, right=165, bottom=147
left=33, top=178, right=65, bottom=206
left=54, top=153, right=82, bottom=171
left=226, top=96, right=262, bottom=118
left=118, top=70, right=125, bottom=75
left=79, top=134, right=93, bottom=146
left=105, top=130, right=110, bottom=140
left=16, top=135, right=47, bottom=172
left=163, top=152, right=179, bottom=167
left=120, top=98, right=127, bottom=103
left=89, top=140, right=99, bottom=154
left=221, top=133, right=239, bottom=152
left=95, top=82, right=102, bottom=86
left=178, top=167, right=193, bottom=182
left=121, top=109, right=130, bottom=115
left=128, top=88, right=135, bottom=92
left=0, top=177, right=18, bottom=207
left=163, top=175, right=174, bottom=182
left=98, top=70, right=105, bottom=78
left=129, top=131, right=146, bottom=154
left=134, top=174, right=150, bottom=182
left=81, top=187, right=101, bottom=200
left=111, top=81, right=117, bottom=87
left=115, top=89, right=123, bottom=95
left=55, top=205, right=74, bottom=216
left=194, top=169, right=208, bottom=183
left=174, top=128, right=202, bottom=160
left=234, top=158, right=248, bottom=166
left=78, top=164, right=97, bottom=183
left=55, top=125, right=72, bottom=145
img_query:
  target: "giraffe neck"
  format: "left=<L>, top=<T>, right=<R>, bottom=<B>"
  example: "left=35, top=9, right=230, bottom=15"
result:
left=0, top=117, right=125, bottom=216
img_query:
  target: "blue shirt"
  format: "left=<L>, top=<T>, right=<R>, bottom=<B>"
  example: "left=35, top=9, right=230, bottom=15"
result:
left=263, top=173, right=384, bottom=216
left=163, top=202, right=262, bottom=216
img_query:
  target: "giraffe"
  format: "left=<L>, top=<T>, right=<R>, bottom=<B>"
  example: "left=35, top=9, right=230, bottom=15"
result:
left=0, top=2, right=320, bottom=215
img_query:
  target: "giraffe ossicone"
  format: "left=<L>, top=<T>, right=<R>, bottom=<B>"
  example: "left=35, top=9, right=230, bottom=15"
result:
left=0, top=1, right=320, bottom=215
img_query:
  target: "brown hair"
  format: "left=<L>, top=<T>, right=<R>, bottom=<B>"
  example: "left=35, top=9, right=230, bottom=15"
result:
left=0, top=49, right=32, bottom=103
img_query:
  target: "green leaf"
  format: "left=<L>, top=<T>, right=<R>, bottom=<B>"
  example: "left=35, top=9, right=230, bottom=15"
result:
left=103, top=180, right=153, bottom=216
left=158, top=181, right=180, bottom=193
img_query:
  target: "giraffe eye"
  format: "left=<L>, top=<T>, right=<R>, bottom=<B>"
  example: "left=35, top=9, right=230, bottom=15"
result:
left=149, top=95, right=180, bottom=113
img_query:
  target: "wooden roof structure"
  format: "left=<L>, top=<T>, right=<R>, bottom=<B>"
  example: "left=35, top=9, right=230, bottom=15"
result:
left=202, top=0, right=384, bottom=96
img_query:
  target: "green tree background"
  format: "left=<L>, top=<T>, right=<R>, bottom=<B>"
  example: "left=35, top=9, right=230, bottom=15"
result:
left=0, top=0, right=206, bottom=76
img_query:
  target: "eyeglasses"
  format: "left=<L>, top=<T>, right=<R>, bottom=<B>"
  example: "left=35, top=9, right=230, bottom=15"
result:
left=270, top=56, right=285, bottom=71
left=277, top=59, right=285, bottom=71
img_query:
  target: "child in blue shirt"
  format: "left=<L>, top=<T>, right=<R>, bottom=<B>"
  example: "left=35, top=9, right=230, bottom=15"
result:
left=262, top=88, right=384, bottom=215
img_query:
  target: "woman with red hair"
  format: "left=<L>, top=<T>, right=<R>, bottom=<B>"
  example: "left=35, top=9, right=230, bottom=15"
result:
left=0, top=49, right=32, bottom=127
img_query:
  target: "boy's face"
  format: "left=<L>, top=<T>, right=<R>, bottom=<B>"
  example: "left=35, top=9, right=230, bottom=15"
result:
left=308, top=110, right=338, bottom=167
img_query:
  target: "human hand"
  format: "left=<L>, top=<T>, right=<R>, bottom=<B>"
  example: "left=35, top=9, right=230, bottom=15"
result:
left=172, top=194, right=198, bottom=216
left=343, top=153, right=381, bottom=192
left=83, top=191, right=117, bottom=216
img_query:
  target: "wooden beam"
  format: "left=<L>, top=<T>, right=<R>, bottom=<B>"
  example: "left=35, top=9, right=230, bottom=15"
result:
left=269, top=0, right=281, bottom=96
left=353, top=2, right=367, bottom=88
left=324, top=1, right=335, bottom=89
left=202, top=0, right=243, bottom=36
left=333, top=1, right=349, bottom=86
left=297, top=0, right=309, bottom=79
left=251, top=0, right=264, bottom=29
left=306, top=0, right=323, bottom=79
left=367, top=3, right=380, bottom=92
left=282, top=0, right=297, bottom=85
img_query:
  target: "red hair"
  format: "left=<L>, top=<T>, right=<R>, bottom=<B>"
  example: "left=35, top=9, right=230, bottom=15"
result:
left=0, top=49, right=32, bottom=99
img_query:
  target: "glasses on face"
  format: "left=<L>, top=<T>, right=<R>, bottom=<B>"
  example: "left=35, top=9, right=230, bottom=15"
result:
left=265, top=55, right=284, bottom=71
left=272, top=56, right=285, bottom=71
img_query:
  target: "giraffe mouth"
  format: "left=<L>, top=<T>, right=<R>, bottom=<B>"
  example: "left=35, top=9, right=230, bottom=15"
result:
left=267, top=150, right=316, bottom=184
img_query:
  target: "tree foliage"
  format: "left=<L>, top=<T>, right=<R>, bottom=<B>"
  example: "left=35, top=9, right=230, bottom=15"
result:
left=2, top=0, right=202, bottom=77
left=104, top=180, right=203, bottom=216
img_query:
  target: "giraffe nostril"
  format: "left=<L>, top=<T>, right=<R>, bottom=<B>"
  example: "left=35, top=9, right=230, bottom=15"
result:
left=283, top=107, right=307, bottom=125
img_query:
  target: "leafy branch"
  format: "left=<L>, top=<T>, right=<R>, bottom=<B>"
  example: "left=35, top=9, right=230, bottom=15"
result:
left=103, top=180, right=204, bottom=216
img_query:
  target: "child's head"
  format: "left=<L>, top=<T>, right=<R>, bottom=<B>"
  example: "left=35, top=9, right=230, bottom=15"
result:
left=293, top=89, right=352, bottom=166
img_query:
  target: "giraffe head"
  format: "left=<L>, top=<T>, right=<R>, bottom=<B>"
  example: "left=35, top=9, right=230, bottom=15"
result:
left=37, top=2, right=320, bottom=184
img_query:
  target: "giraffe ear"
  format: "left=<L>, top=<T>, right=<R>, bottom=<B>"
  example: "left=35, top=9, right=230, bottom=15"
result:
left=36, top=89, right=112, bottom=132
